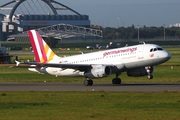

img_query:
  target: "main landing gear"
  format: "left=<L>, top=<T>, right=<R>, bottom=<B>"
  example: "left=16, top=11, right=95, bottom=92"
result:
left=84, top=79, right=93, bottom=86
left=112, top=73, right=121, bottom=85
left=84, top=78, right=121, bottom=86
left=112, top=78, right=121, bottom=84
left=84, top=73, right=122, bottom=86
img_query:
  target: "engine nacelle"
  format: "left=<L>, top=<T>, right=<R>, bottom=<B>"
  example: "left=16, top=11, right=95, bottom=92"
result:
left=84, top=65, right=111, bottom=78
left=127, top=66, right=154, bottom=77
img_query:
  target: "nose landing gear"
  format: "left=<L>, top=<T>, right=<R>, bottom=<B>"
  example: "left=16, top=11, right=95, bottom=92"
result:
left=146, top=66, right=153, bottom=79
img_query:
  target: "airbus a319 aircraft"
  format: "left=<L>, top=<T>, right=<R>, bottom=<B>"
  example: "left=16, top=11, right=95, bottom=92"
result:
left=24, top=30, right=171, bottom=86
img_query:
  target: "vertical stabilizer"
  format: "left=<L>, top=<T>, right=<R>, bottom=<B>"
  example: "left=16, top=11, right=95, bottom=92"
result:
left=28, top=30, right=59, bottom=63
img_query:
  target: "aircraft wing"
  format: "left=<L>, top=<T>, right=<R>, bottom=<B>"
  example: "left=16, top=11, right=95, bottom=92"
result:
left=27, top=62, right=114, bottom=71
left=29, top=62, right=91, bottom=71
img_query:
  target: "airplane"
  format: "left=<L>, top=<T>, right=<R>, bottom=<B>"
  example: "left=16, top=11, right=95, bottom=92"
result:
left=22, top=30, right=171, bottom=86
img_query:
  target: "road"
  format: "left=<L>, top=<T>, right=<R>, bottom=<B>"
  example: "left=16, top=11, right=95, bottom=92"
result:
left=0, top=82, right=180, bottom=92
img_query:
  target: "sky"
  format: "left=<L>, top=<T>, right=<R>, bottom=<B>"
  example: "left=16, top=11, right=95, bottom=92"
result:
left=0, top=0, right=180, bottom=28
left=60, top=0, right=180, bottom=28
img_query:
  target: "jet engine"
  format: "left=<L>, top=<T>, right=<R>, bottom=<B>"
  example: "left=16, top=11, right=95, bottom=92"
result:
left=127, top=66, right=154, bottom=78
left=84, top=65, right=111, bottom=78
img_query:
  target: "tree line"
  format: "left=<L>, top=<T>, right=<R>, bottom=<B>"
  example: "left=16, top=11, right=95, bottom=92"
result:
left=92, top=25, right=180, bottom=40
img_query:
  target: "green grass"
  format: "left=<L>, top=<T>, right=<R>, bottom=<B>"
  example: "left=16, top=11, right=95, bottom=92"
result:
left=0, top=91, right=179, bottom=120
left=0, top=65, right=180, bottom=83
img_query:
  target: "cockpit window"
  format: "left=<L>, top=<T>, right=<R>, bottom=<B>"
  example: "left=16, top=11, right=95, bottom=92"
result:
left=157, top=48, right=163, bottom=50
left=150, top=47, right=163, bottom=52
left=154, top=48, right=157, bottom=51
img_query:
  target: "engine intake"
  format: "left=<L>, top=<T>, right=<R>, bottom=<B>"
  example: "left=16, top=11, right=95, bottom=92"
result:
left=127, top=66, right=154, bottom=77
left=84, top=65, right=111, bottom=78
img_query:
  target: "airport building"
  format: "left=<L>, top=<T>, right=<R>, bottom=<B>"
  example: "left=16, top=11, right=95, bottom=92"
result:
left=0, top=0, right=101, bottom=41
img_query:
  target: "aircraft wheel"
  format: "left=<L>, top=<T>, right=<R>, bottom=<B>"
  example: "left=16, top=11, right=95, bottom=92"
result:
left=89, top=80, right=93, bottom=86
left=84, top=80, right=93, bottom=86
left=112, top=78, right=121, bottom=84
left=84, top=80, right=89, bottom=86
left=112, top=78, right=116, bottom=84
left=116, top=78, right=121, bottom=84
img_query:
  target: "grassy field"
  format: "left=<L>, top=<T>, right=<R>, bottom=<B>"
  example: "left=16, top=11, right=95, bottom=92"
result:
left=0, top=65, right=180, bottom=83
left=0, top=91, right=180, bottom=120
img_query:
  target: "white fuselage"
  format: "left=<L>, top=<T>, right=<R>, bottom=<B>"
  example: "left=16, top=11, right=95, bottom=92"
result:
left=29, top=44, right=171, bottom=77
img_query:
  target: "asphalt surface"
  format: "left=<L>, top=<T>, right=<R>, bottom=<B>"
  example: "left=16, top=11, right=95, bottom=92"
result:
left=0, top=82, right=180, bottom=92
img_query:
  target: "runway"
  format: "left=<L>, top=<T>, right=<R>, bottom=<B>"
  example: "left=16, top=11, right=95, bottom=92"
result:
left=0, top=82, right=180, bottom=92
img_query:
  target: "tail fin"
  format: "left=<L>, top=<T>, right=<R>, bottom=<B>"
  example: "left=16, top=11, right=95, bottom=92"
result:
left=28, top=30, right=58, bottom=63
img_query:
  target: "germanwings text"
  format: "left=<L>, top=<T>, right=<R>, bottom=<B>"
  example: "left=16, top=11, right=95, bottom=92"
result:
left=103, top=47, right=137, bottom=57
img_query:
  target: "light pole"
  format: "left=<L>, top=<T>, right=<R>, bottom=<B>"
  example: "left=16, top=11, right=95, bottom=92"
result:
left=163, top=24, right=166, bottom=40
left=117, top=18, right=120, bottom=28
left=137, top=25, right=140, bottom=40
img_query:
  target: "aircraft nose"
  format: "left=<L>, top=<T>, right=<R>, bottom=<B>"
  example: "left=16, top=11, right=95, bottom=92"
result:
left=163, top=50, right=171, bottom=61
